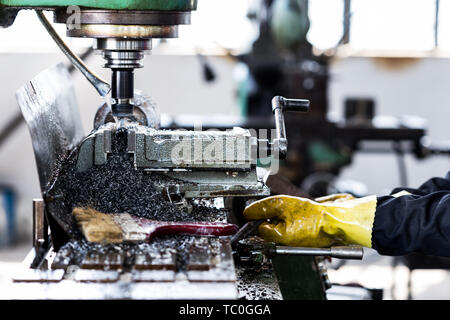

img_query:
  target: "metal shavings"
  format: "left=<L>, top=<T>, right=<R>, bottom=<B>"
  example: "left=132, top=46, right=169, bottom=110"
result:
left=236, top=263, right=283, bottom=300
left=55, top=236, right=206, bottom=272
left=45, top=128, right=228, bottom=239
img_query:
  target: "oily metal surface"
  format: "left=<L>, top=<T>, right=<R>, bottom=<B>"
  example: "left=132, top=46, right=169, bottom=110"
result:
left=50, top=236, right=233, bottom=273
left=52, top=236, right=197, bottom=272
left=236, top=262, right=283, bottom=300
left=16, top=63, right=84, bottom=192
left=45, top=128, right=227, bottom=239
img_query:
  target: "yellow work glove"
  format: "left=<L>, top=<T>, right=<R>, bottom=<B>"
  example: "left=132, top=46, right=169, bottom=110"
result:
left=243, top=194, right=377, bottom=248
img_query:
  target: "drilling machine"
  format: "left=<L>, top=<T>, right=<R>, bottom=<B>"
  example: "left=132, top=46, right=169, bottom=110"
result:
left=0, top=1, right=365, bottom=300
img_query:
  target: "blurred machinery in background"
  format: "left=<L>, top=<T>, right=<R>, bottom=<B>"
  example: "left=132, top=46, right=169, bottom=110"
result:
left=239, top=0, right=449, bottom=198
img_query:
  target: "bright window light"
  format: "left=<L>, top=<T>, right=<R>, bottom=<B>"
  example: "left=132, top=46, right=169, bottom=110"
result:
left=438, top=0, right=450, bottom=49
left=177, top=0, right=259, bottom=53
left=307, top=0, right=344, bottom=51
left=350, top=0, right=435, bottom=51
left=0, top=10, right=91, bottom=53
left=0, top=1, right=443, bottom=54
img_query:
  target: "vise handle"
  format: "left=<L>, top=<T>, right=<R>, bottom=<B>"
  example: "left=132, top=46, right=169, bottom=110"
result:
left=268, top=96, right=310, bottom=160
left=236, top=237, right=364, bottom=263
left=271, top=245, right=364, bottom=260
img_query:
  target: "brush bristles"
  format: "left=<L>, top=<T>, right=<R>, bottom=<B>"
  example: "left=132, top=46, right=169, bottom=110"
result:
left=73, top=207, right=124, bottom=243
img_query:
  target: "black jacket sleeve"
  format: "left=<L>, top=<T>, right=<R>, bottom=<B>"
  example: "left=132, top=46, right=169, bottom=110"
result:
left=372, top=171, right=450, bottom=257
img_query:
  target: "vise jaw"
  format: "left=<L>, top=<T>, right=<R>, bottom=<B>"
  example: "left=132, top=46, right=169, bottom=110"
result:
left=75, top=122, right=270, bottom=199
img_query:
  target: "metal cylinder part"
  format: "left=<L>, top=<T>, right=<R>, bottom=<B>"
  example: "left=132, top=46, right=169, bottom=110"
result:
left=94, top=38, right=151, bottom=117
left=54, top=9, right=188, bottom=39
left=54, top=9, right=191, bottom=26
left=67, top=23, right=178, bottom=39
left=111, top=69, right=134, bottom=116
left=94, top=38, right=151, bottom=69
left=54, top=8, right=191, bottom=40
left=33, top=199, right=48, bottom=251
left=330, top=246, right=365, bottom=260
left=103, top=51, right=146, bottom=69
left=95, top=38, right=152, bottom=51
left=112, top=69, right=134, bottom=100
left=275, top=246, right=364, bottom=260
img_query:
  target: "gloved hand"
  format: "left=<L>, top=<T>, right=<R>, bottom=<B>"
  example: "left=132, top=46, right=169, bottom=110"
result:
left=243, top=194, right=377, bottom=248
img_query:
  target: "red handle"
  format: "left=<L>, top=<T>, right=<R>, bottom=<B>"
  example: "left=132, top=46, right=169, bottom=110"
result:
left=132, top=217, right=238, bottom=241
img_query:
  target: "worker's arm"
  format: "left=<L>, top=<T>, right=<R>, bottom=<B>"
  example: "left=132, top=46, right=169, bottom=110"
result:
left=373, top=172, right=450, bottom=256
left=244, top=171, right=450, bottom=257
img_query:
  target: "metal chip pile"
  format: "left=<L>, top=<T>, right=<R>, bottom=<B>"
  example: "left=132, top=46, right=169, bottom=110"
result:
left=45, top=129, right=227, bottom=239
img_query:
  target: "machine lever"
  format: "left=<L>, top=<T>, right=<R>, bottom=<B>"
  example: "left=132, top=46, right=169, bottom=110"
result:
left=272, top=96, right=310, bottom=113
left=270, top=96, right=310, bottom=159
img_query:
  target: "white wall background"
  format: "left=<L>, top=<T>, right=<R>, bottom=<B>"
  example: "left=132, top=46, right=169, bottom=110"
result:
left=329, top=57, right=450, bottom=195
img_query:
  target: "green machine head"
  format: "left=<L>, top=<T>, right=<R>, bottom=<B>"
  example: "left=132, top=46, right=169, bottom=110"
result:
left=0, top=0, right=197, bottom=27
